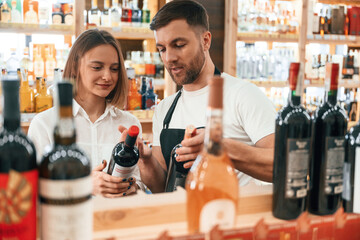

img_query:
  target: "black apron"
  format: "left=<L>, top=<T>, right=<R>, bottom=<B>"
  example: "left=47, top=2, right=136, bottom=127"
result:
left=161, top=67, right=221, bottom=192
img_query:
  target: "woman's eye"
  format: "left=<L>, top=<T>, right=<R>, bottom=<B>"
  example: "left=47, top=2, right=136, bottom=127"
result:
left=111, top=68, right=120, bottom=72
left=92, top=66, right=102, bottom=70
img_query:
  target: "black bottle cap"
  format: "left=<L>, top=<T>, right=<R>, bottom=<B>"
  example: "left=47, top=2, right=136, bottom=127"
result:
left=57, top=82, right=73, bottom=106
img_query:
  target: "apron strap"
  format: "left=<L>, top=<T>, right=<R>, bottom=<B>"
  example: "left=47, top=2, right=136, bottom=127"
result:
left=163, top=90, right=182, bottom=129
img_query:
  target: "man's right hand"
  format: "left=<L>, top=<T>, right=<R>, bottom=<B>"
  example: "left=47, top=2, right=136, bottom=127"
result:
left=91, top=160, right=137, bottom=198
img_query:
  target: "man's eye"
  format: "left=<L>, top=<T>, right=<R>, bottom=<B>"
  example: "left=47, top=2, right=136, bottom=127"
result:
left=176, top=44, right=185, bottom=48
left=158, top=48, right=165, bottom=53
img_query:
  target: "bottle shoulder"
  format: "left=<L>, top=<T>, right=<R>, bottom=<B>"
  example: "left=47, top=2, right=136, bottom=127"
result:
left=313, top=102, right=347, bottom=121
left=276, top=104, right=311, bottom=124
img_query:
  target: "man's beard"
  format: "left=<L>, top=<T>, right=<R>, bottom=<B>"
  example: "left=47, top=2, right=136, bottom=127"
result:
left=167, top=46, right=205, bottom=86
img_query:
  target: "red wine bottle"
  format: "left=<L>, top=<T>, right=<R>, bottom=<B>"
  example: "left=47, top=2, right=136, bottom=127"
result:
left=0, top=77, right=37, bottom=239
left=39, top=82, right=92, bottom=239
left=107, top=125, right=139, bottom=179
left=343, top=123, right=360, bottom=213
left=272, top=63, right=312, bottom=220
left=309, top=63, right=348, bottom=215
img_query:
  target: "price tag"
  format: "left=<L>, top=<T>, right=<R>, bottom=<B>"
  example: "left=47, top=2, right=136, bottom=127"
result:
left=324, top=35, right=330, bottom=40
left=339, top=35, right=346, bottom=41
left=331, top=35, right=338, bottom=40
left=315, top=35, right=322, bottom=40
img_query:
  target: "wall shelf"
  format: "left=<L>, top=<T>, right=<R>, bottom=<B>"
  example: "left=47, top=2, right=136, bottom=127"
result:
left=88, top=25, right=154, bottom=40
left=307, top=34, right=360, bottom=45
left=237, top=32, right=299, bottom=43
left=250, top=80, right=360, bottom=88
left=0, top=23, right=74, bottom=35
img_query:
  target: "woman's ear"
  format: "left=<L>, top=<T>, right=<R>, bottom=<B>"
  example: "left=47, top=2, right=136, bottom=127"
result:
left=202, top=31, right=212, bottom=51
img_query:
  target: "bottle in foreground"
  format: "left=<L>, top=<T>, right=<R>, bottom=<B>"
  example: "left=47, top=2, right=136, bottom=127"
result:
left=272, top=62, right=312, bottom=220
left=309, top=63, right=348, bottom=215
left=107, top=125, right=140, bottom=179
left=165, top=125, right=196, bottom=192
left=186, top=76, right=238, bottom=234
left=39, top=82, right=92, bottom=240
left=0, top=76, right=37, bottom=239
left=343, top=121, right=360, bottom=213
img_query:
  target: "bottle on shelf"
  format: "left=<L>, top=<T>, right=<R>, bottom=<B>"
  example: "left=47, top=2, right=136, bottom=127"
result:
left=19, top=68, right=35, bottom=113
left=34, top=76, right=41, bottom=96
left=272, top=63, right=312, bottom=220
left=101, top=0, right=111, bottom=27
left=131, top=0, right=141, bottom=27
left=140, top=76, right=147, bottom=109
left=144, top=77, right=157, bottom=109
left=127, top=77, right=142, bottom=110
left=10, top=0, right=22, bottom=23
left=38, top=0, right=50, bottom=24
left=24, top=0, right=38, bottom=24
left=39, top=82, right=92, bottom=240
left=165, top=125, right=196, bottom=192
left=88, top=0, right=101, bottom=26
left=153, top=52, right=164, bottom=79
left=141, top=0, right=150, bottom=27
left=107, top=125, right=140, bottom=179
left=343, top=117, right=360, bottom=213
left=309, top=63, right=348, bottom=215
left=35, top=78, right=53, bottom=113
left=20, top=47, right=34, bottom=81
left=33, top=46, right=44, bottom=78
left=52, top=3, right=64, bottom=24
left=144, top=51, right=155, bottom=77
left=121, top=0, right=132, bottom=27
left=186, top=76, right=238, bottom=234
left=6, top=48, right=19, bottom=74
left=0, top=0, right=11, bottom=23
left=0, top=76, right=37, bottom=239
left=63, top=3, right=73, bottom=25
left=110, top=0, right=121, bottom=27
left=44, top=47, right=56, bottom=80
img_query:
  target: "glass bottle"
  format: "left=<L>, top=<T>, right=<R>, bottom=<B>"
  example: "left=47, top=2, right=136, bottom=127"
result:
left=127, top=78, right=142, bottom=110
left=20, top=47, right=33, bottom=79
left=24, top=1, right=38, bottom=24
left=144, top=51, right=155, bottom=77
left=101, top=0, right=110, bottom=26
left=165, top=125, right=196, bottom=192
left=121, top=0, right=132, bottom=26
left=10, top=0, right=21, bottom=23
left=34, top=76, right=41, bottom=97
left=272, top=63, right=312, bottom=220
left=35, top=78, right=53, bottom=113
left=88, top=0, right=101, bottom=26
left=153, top=52, right=164, bottom=79
left=44, top=47, right=56, bottom=81
left=131, top=0, right=141, bottom=27
left=39, top=82, right=92, bottom=240
left=0, top=76, right=37, bottom=239
left=186, top=76, right=238, bottom=234
left=141, top=0, right=150, bottom=27
left=19, top=68, right=35, bottom=113
left=107, top=125, right=140, bottom=179
left=6, top=48, right=19, bottom=74
left=0, top=0, right=11, bottom=23
left=52, top=3, right=63, bottom=24
left=309, top=63, right=348, bottom=215
left=38, top=0, right=50, bottom=25
left=110, top=0, right=121, bottom=27
left=140, top=76, right=147, bottom=109
left=33, top=46, right=44, bottom=78
left=144, top=77, right=157, bottom=109
left=64, top=4, right=73, bottom=25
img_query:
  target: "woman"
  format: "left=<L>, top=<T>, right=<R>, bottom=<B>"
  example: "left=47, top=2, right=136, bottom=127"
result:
left=28, top=29, right=145, bottom=197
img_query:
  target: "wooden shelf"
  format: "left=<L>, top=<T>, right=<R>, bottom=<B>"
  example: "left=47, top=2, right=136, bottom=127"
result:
left=89, top=25, right=154, bottom=40
left=317, top=0, right=360, bottom=6
left=237, top=32, right=299, bottom=43
left=0, top=22, right=74, bottom=35
left=250, top=80, right=360, bottom=88
left=307, top=34, right=360, bottom=45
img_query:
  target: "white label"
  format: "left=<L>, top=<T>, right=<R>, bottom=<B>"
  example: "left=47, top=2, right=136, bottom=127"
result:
left=52, top=14, right=62, bottom=24
left=40, top=176, right=92, bottom=199
left=34, top=60, right=44, bottom=77
left=111, top=163, right=136, bottom=179
left=354, top=148, right=360, bottom=213
left=41, top=200, right=92, bottom=240
left=199, top=199, right=235, bottom=233
left=46, top=60, right=56, bottom=77
left=343, top=162, right=351, bottom=201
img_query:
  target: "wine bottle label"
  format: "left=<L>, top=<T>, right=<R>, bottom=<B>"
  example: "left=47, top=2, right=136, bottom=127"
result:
left=39, top=176, right=92, bottom=240
left=0, top=169, right=38, bottom=239
left=59, top=118, right=74, bottom=137
left=342, top=162, right=351, bottom=201
left=146, top=98, right=156, bottom=109
left=354, top=147, right=360, bottom=213
left=199, top=199, right=235, bottom=233
left=110, top=163, right=136, bottom=179
left=324, top=137, right=345, bottom=195
left=285, top=138, right=310, bottom=199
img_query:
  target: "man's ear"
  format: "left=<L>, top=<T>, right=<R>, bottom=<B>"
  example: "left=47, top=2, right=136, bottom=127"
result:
left=202, top=31, right=212, bottom=51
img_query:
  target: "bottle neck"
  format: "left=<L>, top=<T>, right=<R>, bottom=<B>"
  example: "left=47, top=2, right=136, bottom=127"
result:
left=124, top=134, right=137, bottom=150
left=289, top=90, right=301, bottom=106
left=204, top=108, right=223, bottom=156
left=54, top=106, right=76, bottom=145
left=326, top=89, right=337, bottom=105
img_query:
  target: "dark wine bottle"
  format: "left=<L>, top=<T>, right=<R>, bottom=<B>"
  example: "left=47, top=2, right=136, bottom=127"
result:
left=272, top=63, right=312, bottom=220
left=39, top=82, right=92, bottom=239
left=343, top=123, right=360, bottom=213
left=107, top=125, right=140, bottom=179
left=309, top=63, right=348, bottom=215
left=0, top=77, right=37, bottom=239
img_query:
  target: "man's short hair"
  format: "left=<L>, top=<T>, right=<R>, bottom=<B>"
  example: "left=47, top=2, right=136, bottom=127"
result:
left=150, top=0, right=209, bottom=32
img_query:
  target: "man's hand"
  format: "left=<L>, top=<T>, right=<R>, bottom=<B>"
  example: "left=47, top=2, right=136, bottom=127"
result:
left=91, top=160, right=137, bottom=198
left=175, top=129, right=205, bottom=169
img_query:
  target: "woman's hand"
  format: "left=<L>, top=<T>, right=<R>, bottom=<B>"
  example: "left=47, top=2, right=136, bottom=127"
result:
left=91, top=160, right=137, bottom=198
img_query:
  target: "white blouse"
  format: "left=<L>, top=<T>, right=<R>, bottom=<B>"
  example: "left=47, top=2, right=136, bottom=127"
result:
left=27, top=100, right=146, bottom=190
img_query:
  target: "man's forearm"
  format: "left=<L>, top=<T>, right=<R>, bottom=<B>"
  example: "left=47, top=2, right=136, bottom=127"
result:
left=223, top=139, right=274, bottom=182
left=138, top=156, right=166, bottom=193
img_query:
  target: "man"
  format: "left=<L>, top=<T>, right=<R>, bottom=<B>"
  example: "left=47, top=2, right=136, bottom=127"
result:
left=136, top=0, right=276, bottom=193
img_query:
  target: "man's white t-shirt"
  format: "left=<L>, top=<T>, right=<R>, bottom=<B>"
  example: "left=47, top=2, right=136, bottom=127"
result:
left=27, top=100, right=146, bottom=190
left=152, top=72, right=277, bottom=186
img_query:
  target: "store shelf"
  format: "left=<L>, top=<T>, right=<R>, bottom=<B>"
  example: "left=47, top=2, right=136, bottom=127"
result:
left=0, top=22, right=74, bottom=35
left=307, top=34, right=360, bottom=45
left=88, top=25, right=154, bottom=40
left=237, top=32, right=299, bottom=43
left=317, top=0, right=360, bottom=6
left=250, top=79, right=360, bottom=88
